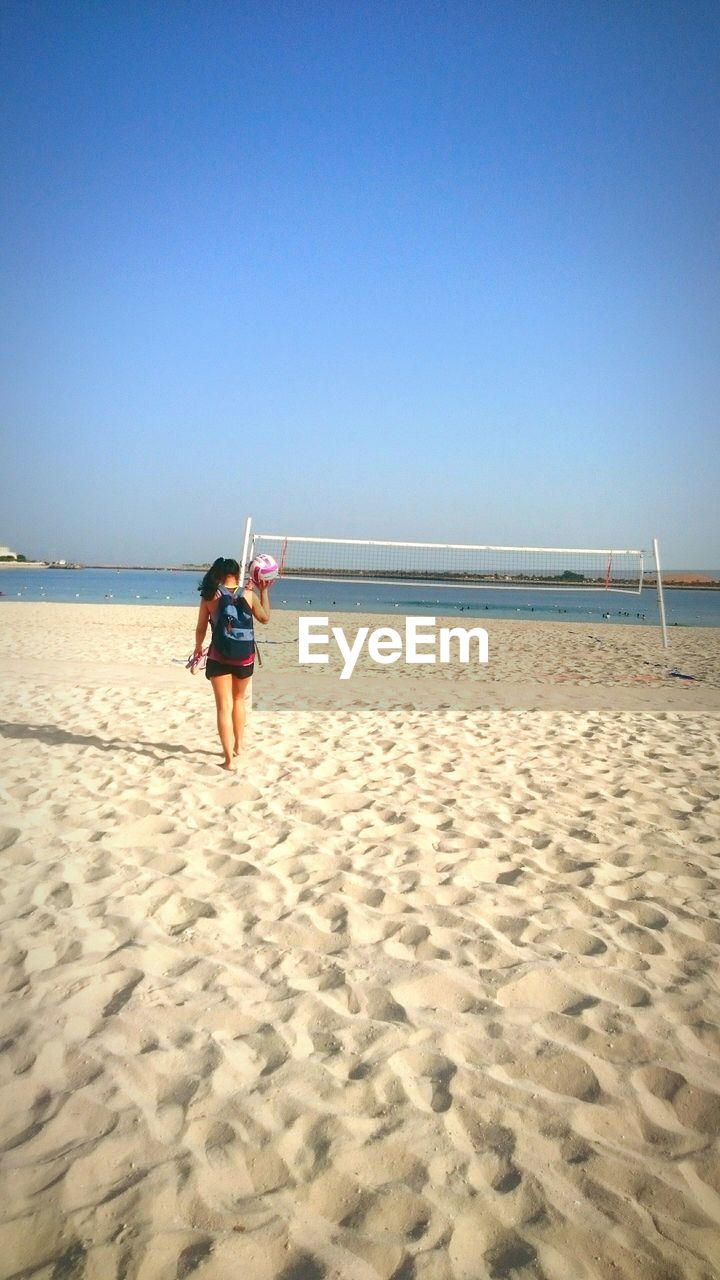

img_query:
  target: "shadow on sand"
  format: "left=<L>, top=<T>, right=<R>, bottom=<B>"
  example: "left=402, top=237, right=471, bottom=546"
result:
left=0, top=720, right=217, bottom=762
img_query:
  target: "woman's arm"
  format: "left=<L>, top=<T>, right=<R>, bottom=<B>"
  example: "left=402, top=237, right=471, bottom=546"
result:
left=194, top=599, right=212, bottom=654
left=245, top=582, right=270, bottom=625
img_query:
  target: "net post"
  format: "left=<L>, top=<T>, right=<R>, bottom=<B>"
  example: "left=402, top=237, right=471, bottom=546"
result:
left=240, top=516, right=253, bottom=585
left=240, top=517, right=254, bottom=715
left=652, top=537, right=669, bottom=649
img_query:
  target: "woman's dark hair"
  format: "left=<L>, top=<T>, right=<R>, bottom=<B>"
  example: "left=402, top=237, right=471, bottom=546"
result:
left=198, top=557, right=240, bottom=600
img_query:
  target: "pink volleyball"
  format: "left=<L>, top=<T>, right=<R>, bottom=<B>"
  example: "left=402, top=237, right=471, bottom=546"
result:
left=251, top=553, right=279, bottom=586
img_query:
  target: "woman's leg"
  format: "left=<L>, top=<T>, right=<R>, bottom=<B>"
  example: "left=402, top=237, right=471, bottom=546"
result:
left=231, top=675, right=249, bottom=754
left=210, top=674, right=235, bottom=768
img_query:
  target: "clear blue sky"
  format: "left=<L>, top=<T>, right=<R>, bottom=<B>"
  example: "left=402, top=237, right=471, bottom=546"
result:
left=1, top=1, right=718, bottom=565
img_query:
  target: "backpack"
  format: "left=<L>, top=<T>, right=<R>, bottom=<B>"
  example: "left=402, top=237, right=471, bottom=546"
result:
left=211, top=587, right=255, bottom=662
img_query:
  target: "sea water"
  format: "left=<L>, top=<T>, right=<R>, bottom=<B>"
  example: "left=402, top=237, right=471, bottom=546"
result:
left=1, top=568, right=719, bottom=628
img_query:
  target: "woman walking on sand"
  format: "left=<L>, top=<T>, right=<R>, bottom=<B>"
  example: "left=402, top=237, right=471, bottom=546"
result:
left=194, top=557, right=270, bottom=769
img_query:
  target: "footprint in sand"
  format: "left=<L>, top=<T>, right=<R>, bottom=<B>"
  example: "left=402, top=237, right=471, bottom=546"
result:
left=396, top=923, right=430, bottom=948
left=550, top=928, right=607, bottom=956
left=106, top=814, right=180, bottom=848
left=450, top=1214, right=536, bottom=1280
left=496, top=970, right=585, bottom=1015
left=152, top=894, right=216, bottom=936
left=0, top=827, right=20, bottom=852
left=617, top=923, right=665, bottom=955
left=636, top=1067, right=720, bottom=1134
left=503, top=1050, right=601, bottom=1102
left=311, top=900, right=347, bottom=934
left=305, top=1168, right=371, bottom=1228
left=567, top=827, right=601, bottom=844
left=206, top=853, right=258, bottom=878
left=55, top=967, right=144, bottom=1043
left=322, top=791, right=373, bottom=814
left=0, top=1077, right=58, bottom=1153
left=24, top=944, right=60, bottom=973
left=390, top=1046, right=457, bottom=1113
left=567, top=966, right=650, bottom=1009
left=358, top=1182, right=432, bottom=1241
left=363, top=987, right=408, bottom=1024
left=144, top=852, right=187, bottom=876
left=31, top=880, right=73, bottom=909
left=393, top=972, right=480, bottom=1015
left=345, top=882, right=385, bottom=908
left=489, top=914, right=530, bottom=944
left=620, top=902, right=668, bottom=930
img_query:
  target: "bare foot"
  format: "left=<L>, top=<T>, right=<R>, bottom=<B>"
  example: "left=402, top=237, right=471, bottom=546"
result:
left=221, top=757, right=237, bottom=771
left=233, top=743, right=244, bottom=757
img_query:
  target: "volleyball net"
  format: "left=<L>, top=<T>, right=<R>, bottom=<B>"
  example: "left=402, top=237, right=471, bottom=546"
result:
left=246, top=533, right=645, bottom=593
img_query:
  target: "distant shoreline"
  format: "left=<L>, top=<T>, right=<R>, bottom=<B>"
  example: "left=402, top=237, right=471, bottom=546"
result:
left=1, top=562, right=720, bottom=589
left=0, top=562, right=207, bottom=572
left=0, top=561, right=49, bottom=569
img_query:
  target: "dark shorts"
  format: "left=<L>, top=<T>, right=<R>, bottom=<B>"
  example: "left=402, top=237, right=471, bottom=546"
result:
left=205, top=659, right=254, bottom=681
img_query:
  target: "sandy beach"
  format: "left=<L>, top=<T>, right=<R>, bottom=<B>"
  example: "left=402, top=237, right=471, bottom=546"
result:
left=1, top=602, right=719, bottom=1280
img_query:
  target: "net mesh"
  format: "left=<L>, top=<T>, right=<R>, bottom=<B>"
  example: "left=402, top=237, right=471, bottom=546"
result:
left=251, top=536, right=644, bottom=593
